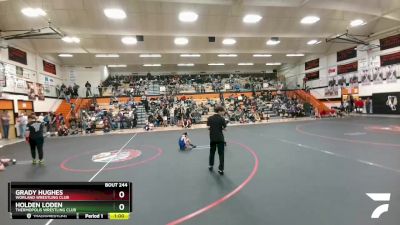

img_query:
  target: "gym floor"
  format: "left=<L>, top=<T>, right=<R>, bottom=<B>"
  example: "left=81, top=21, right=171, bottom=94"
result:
left=0, top=117, right=399, bottom=225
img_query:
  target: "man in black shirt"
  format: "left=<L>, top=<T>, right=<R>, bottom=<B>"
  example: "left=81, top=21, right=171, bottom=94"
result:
left=207, top=106, right=227, bottom=175
left=26, top=115, right=45, bottom=165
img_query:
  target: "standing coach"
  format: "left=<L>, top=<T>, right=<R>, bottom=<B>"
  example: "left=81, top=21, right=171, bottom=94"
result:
left=207, top=105, right=227, bottom=175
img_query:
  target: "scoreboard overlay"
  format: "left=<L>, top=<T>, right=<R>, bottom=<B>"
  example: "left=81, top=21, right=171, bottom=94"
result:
left=8, top=182, right=132, bottom=220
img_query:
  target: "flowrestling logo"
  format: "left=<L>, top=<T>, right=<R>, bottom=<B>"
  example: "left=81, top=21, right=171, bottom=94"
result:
left=91, top=150, right=142, bottom=163
left=366, top=193, right=391, bottom=219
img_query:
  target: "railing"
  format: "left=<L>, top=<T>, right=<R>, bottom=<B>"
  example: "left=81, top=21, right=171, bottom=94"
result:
left=65, top=97, right=82, bottom=121
left=287, top=89, right=330, bottom=113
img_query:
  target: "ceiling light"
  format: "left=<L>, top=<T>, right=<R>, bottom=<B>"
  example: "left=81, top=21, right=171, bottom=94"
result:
left=307, top=39, right=321, bottom=45
left=179, top=11, right=198, bottom=22
left=139, top=54, right=162, bottom=58
left=104, top=8, right=126, bottom=19
left=253, top=54, right=272, bottom=57
left=180, top=54, right=201, bottom=57
left=266, top=38, right=280, bottom=45
left=222, top=38, right=236, bottom=45
left=143, top=64, right=161, bottom=67
left=208, top=63, right=224, bottom=66
left=21, top=8, right=46, bottom=17
left=350, top=19, right=366, bottom=27
left=95, top=54, right=120, bottom=58
left=218, top=54, right=237, bottom=57
left=243, top=14, right=262, bottom=23
left=178, top=63, right=194, bottom=67
left=121, top=37, right=137, bottom=45
left=286, top=53, right=305, bottom=57
left=300, top=16, right=320, bottom=24
left=62, top=36, right=80, bottom=43
left=266, top=63, right=281, bottom=66
left=238, top=63, right=254, bottom=66
left=58, top=54, right=73, bottom=57
left=174, top=37, right=189, bottom=45
left=108, top=65, right=127, bottom=68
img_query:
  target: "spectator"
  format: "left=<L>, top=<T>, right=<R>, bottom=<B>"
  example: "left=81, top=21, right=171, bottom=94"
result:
left=64, top=86, right=71, bottom=103
left=55, top=84, right=60, bottom=98
left=98, top=83, right=103, bottom=97
left=365, top=97, right=371, bottom=114
left=1, top=111, right=11, bottom=139
left=73, top=83, right=79, bottom=98
left=85, top=81, right=92, bottom=97
left=59, top=83, right=66, bottom=99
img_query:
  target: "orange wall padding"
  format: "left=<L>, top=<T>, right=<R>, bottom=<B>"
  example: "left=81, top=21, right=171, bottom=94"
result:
left=0, top=100, right=14, bottom=110
left=17, top=100, right=33, bottom=110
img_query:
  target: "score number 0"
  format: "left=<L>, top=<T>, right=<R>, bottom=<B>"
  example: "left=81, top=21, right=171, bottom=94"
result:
left=118, top=191, right=126, bottom=211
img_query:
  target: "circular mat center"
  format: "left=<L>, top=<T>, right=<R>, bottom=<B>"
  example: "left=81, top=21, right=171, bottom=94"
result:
left=91, top=149, right=142, bottom=163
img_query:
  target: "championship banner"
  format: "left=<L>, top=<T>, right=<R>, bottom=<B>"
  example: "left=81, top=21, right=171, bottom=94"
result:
left=337, top=61, right=358, bottom=75
left=372, top=92, right=400, bottom=114
left=380, top=51, right=400, bottom=67
left=43, top=60, right=57, bottom=75
left=337, top=47, right=357, bottom=62
left=305, top=70, right=319, bottom=80
left=380, top=33, right=400, bottom=51
left=305, top=58, right=319, bottom=70
left=8, top=47, right=27, bottom=65
left=36, top=83, right=45, bottom=100
left=26, top=81, right=36, bottom=100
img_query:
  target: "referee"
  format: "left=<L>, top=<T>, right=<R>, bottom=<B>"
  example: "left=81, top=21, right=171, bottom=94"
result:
left=207, top=105, right=227, bottom=175
left=25, top=115, right=45, bottom=165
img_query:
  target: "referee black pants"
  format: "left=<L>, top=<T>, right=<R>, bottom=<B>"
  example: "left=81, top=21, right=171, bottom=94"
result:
left=209, top=142, right=225, bottom=171
left=29, top=138, right=44, bottom=160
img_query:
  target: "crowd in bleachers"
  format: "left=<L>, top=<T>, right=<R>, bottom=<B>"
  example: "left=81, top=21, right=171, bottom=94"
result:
left=55, top=90, right=306, bottom=135
left=223, top=91, right=307, bottom=123
left=98, top=73, right=276, bottom=97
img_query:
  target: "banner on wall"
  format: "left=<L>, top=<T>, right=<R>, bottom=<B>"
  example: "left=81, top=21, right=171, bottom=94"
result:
left=36, top=83, right=45, bottom=100
left=328, top=67, right=337, bottom=76
left=16, top=66, right=23, bottom=78
left=359, top=64, right=399, bottom=85
left=372, top=92, right=400, bottom=114
left=23, top=69, right=36, bottom=80
left=337, top=61, right=358, bottom=74
left=324, top=86, right=340, bottom=97
left=305, top=58, right=319, bottom=70
left=337, top=47, right=357, bottom=62
left=380, top=33, right=400, bottom=51
left=43, top=60, right=57, bottom=75
left=44, top=76, right=50, bottom=93
left=380, top=51, right=400, bottom=67
left=0, top=62, right=5, bottom=87
left=69, top=68, right=76, bottom=85
left=305, top=70, right=319, bottom=80
left=8, top=47, right=27, bottom=65
left=26, top=81, right=36, bottom=100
